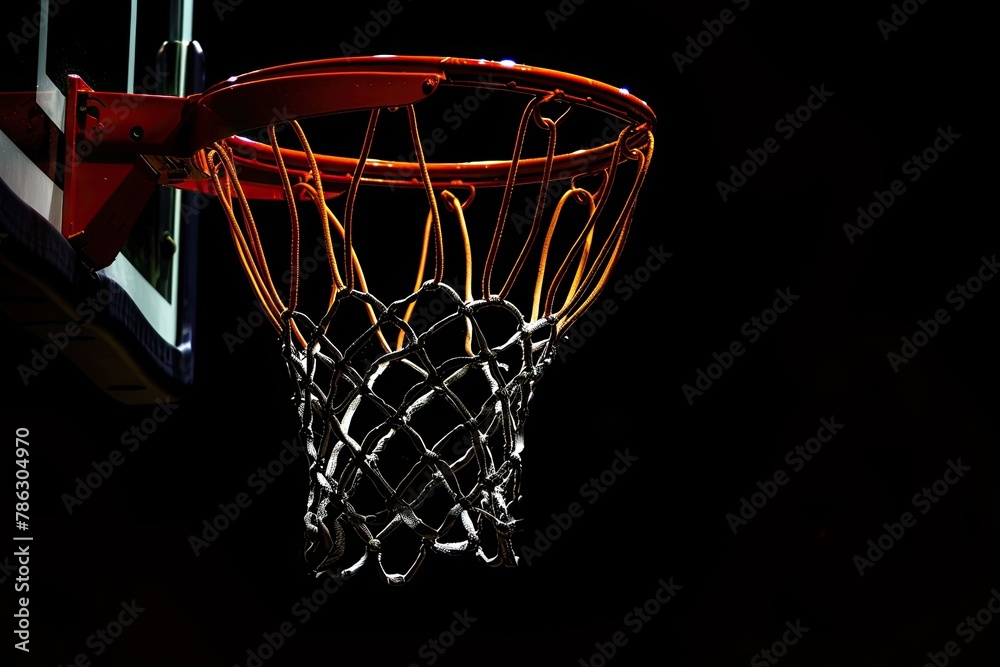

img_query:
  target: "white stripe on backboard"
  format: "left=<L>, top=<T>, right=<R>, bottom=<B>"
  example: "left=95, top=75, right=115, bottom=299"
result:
left=36, top=0, right=67, bottom=133
left=0, top=130, right=62, bottom=231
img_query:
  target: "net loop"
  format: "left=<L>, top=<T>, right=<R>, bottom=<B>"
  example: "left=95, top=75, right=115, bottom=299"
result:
left=441, top=185, right=476, bottom=212
left=532, top=90, right=573, bottom=130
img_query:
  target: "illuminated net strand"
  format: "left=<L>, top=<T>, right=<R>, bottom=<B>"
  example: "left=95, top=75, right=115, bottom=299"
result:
left=203, top=92, right=652, bottom=584
left=289, top=286, right=558, bottom=584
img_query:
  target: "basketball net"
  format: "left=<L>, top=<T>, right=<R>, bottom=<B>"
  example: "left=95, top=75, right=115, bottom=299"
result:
left=201, top=84, right=653, bottom=584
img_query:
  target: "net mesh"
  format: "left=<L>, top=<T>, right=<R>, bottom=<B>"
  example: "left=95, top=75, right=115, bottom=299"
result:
left=201, top=90, right=652, bottom=584
left=286, top=287, right=557, bottom=584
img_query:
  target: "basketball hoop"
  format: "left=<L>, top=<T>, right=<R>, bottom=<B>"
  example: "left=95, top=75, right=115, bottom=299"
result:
left=63, top=56, right=655, bottom=584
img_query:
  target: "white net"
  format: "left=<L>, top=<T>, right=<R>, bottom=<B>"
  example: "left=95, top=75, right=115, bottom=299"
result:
left=289, top=284, right=557, bottom=583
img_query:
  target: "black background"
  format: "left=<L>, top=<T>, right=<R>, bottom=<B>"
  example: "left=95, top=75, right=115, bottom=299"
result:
left=2, top=1, right=996, bottom=666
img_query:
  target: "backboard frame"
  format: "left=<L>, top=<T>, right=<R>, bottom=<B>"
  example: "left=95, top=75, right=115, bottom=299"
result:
left=0, top=0, right=200, bottom=403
